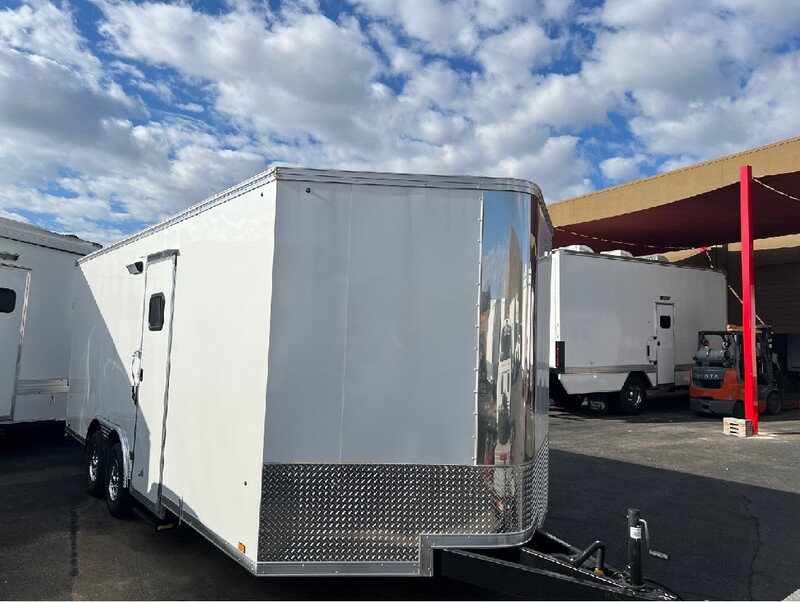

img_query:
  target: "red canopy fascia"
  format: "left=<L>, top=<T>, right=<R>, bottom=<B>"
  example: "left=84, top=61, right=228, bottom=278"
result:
left=552, top=171, right=800, bottom=256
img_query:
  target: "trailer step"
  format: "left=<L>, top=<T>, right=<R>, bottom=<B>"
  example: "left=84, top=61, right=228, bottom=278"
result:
left=723, top=418, right=754, bottom=438
left=132, top=505, right=175, bottom=531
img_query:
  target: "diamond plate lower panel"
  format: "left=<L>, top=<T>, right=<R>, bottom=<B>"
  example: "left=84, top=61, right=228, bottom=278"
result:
left=257, top=437, right=548, bottom=563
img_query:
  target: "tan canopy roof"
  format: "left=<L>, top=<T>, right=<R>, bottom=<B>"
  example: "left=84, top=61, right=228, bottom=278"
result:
left=548, top=137, right=800, bottom=255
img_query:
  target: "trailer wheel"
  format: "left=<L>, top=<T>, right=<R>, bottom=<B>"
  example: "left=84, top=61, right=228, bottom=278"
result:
left=766, top=391, right=782, bottom=415
left=614, top=375, right=647, bottom=415
left=105, top=443, right=132, bottom=518
left=732, top=401, right=745, bottom=419
left=86, top=431, right=106, bottom=498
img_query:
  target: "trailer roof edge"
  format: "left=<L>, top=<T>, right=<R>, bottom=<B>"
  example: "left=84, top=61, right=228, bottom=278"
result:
left=79, top=168, right=552, bottom=264
left=0, top=217, right=100, bottom=256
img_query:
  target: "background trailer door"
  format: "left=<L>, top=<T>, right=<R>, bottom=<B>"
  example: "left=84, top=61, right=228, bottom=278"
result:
left=0, top=265, right=30, bottom=419
left=655, top=303, right=675, bottom=385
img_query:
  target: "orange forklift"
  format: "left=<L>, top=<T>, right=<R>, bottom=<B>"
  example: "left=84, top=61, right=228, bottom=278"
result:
left=690, top=324, right=784, bottom=418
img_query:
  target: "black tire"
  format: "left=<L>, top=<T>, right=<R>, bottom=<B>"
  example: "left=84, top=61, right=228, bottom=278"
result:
left=766, top=391, right=782, bottom=415
left=562, top=395, right=583, bottom=411
left=614, top=374, right=647, bottom=415
left=732, top=400, right=745, bottom=419
left=86, top=431, right=106, bottom=498
left=105, top=442, right=132, bottom=518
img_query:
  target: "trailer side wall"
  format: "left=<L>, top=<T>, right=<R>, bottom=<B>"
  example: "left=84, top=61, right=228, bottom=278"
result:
left=68, top=184, right=277, bottom=566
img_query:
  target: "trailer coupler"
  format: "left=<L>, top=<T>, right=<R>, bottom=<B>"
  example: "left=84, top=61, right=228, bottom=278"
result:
left=436, top=510, right=678, bottom=600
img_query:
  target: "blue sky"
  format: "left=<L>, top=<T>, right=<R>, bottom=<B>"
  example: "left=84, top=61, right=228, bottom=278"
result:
left=1, top=0, right=799, bottom=244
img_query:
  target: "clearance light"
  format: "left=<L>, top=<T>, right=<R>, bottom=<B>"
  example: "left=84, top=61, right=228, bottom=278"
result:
left=555, top=341, right=565, bottom=374
left=238, top=542, right=246, bottom=553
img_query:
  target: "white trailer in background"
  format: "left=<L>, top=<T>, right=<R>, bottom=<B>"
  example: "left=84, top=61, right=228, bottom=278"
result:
left=67, top=168, right=554, bottom=577
left=549, top=246, right=727, bottom=414
left=0, top=218, right=99, bottom=425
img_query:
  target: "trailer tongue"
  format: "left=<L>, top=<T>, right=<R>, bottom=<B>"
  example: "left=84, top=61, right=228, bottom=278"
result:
left=442, top=510, right=678, bottom=600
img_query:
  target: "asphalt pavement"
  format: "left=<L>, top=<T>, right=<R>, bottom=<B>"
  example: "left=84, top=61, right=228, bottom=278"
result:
left=0, top=423, right=500, bottom=601
left=547, top=393, right=800, bottom=601
left=2, top=395, right=800, bottom=600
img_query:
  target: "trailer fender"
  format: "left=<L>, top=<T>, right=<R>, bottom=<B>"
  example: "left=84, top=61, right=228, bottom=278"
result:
left=89, top=417, right=133, bottom=489
left=637, top=371, right=655, bottom=389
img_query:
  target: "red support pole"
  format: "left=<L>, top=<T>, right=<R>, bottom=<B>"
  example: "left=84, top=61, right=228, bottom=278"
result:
left=740, top=164, right=758, bottom=435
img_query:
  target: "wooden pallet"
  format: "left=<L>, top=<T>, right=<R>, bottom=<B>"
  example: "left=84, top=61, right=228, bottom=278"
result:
left=723, top=417, right=754, bottom=437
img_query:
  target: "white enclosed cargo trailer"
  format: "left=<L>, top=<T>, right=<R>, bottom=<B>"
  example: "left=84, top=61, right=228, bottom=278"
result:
left=66, top=168, right=553, bottom=577
left=548, top=247, right=727, bottom=414
left=0, top=218, right=98, bottom=425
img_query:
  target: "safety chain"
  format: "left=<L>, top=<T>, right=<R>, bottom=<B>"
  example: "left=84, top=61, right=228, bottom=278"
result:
left=703, top=250, right=766, bottom=325
left=753, top=177, right=800, bottom=202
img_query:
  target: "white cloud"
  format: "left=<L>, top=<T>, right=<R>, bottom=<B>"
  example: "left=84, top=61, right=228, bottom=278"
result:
left=1, top=0, right=800, bottom=244
left=522, top=73, right=616, bottom=130
left=0, top=210, right=29, bottom=223
left=628, top=50, right=800, bottom=163
left=600, top=156, right=644, bottom=182
left=351, top=0, right=480, bottom=55
left=99, top=3, right=383, bottom=148
left=177, top=102, right=204, bottom=113
left=494, top=136, right=593, bottom=202
left=0, top=0, right=101, bottom=75
left=476, top=21, right=560, bottom=84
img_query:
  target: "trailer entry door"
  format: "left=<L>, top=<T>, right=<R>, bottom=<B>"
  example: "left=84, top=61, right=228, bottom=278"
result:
left=131, top=250, right=178, bottom=510
left=0, top=265, right=30, bottom=420
left=655, top=303, right=675, bottom=385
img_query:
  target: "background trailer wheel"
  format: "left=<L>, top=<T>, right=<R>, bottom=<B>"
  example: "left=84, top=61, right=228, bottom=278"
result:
left=614, top=374, right=647, bottom=415
left=105, top=442, right=132, bottom=518
left=86, top=431, right=106, bottom=498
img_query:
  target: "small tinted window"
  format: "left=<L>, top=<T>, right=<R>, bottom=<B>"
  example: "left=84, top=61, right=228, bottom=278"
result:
left=660, top=315, right=672, bottom=329
left=148, top=293, right=165, bottom=331
left=0, top=288, right=16, bottom=313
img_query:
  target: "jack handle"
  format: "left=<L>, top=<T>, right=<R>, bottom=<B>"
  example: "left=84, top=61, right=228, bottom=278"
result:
left=628, top=509, right=670, bottom=588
